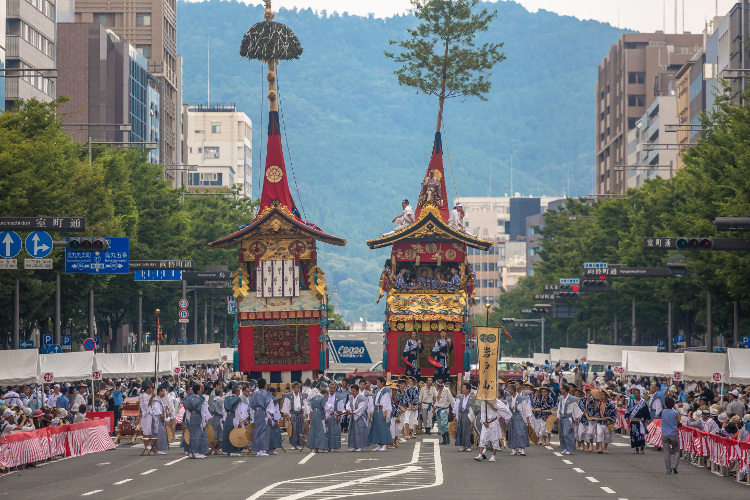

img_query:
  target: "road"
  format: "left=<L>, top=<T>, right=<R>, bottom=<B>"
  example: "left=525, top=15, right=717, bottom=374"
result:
left=0, top=431, right=747, bottom=499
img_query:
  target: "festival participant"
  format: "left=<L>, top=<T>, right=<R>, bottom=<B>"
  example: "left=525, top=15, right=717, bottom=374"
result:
left=448, top=203, right=465, bottom=231
left=184, top=384, right=208, bottom=459
left=307, top=386, right=329, bottom=453
left=453, top=382, right=475, bottom=452
left=593, top=389, right=616, bottom=454
left=431, top=330, right=453, bottom=382
left=434, top=378, right=455, bottom=445
left=394, top=267, right=409, bottom=290
left=209, top=385, right=225, bottom=442
left=417, top=268, right=431, bottom=289
left=392, top=379, right=407, bottom=444
left=369, top=377, right=393, bottom=452
left=660, top=396, right=680, bottom=474
left=419, top=377, right=437, bottom=434
left=625, top=386, right=650, bottom=454
left=475, top=388, right=512, bottom=462
left=390, top=199, right=414, bottom=232
left=402, top=331, right=423, bottom=379
left=325, top=381, right=343, bottom=451
left=404, top=376, right=420, bottom=439
left=248, top=378, right=274, bottom=457
left=139, top=384, right=154, bottom=440
left=345, top=384, right=370, bottom=452
left=337, top=379, right=352, bottom=433
left=223, top=385, right=248, bottom=456
left=445, top=267, right=461, bottom=291
left=537, top=386, right=556, bottom=446
left=268, top=388, right=283, bottom=455
left=46, top=385, right=61, bottom=408
left=579, top=387, right=596, bottom=452
left=504, top=383, right=532, bottom=456
left=557, top=383, right=581, bottom=455
left=282, top=382, right=309, bottom=450
left=149, top=387, right=169, bottom=454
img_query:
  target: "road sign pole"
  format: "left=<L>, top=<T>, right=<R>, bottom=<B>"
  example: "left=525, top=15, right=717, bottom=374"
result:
left=89, top=290, right=95, bottom=338
left=193, top=290, right=198, bottom=344
left=13, top=278, right=19, bottom=350
left=54, top=273, right=61, bottom=345
left=706, top=291, right=712, bottom=353
left=631, top=299, right=637, bottom=346
left=138, top=291, right=143, bottom=352
left=541, top=317, right=545, bottom=353
left=734, top=301, right=740, bottom=348
left=667, top=301, right=673, bottom=353
left=181, top=279, right=187, bottom=345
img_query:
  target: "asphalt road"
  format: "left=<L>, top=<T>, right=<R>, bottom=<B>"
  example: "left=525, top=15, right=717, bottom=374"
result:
left=1, top=430, right=747, bottom=499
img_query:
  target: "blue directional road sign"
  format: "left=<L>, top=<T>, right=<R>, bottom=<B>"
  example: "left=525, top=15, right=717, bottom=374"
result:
left=42, top=344, right=61, bottom=354
left=658, top=340, right=665, bottom=348
left=19, top=340, right=35, bottom=349
left=65, top=237, right=129, bottom=274
left=94, top=336, right=100, bottom=346
left=25, top=231, right=53, bottom=258
left=42, top=334, right=53, bottom=345
left=742, top=336, right=749, bottom=347
left=62, top=336, right=71, bottom=346
left=134, top=270, right=183, bottom=281
left=0, top=231, right=22, bottom=258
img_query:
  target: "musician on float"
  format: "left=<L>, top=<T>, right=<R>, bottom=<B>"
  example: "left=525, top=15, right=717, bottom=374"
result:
left=431, top=330, right=453, bottom=382
left=402, top=331, right=423, bottom=378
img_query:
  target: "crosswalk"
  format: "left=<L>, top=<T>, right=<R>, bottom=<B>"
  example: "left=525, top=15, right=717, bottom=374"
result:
left=247, top=440, right=443, bottom=500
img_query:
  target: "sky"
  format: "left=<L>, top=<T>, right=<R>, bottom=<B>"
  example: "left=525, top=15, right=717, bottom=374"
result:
left=227, top=0, right=739, bottom=34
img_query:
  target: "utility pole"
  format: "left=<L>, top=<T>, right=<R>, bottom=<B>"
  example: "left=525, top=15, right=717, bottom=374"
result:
left=88, top=290, right=95, bottom=338
left=706, top=291, right=713, bottom=352
left=541, top=317, right=545, bottom=353
left=667, top=301, right=673, bottom=353
left=631, top=299, right=637, bottom=345
left=181, top=279, right=187, bottom=345
left=137, top=291, right=143, bottom=352
left=13, top=279, right=19, bottom=349
left=210, top=296, right=215, bottom=343
left=613, top=314, right=618, bottom=345
left=193, top=290, right=198, bottom=343
left=54, top=273, right=61, bottom=345
left=734, top=301, right=740, bottom=348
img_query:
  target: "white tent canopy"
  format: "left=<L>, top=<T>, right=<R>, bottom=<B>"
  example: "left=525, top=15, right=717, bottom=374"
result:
left=39, top=351, right=95, bottom=383
left=623, top=351, right=684, bottom=377
left=532, top=353, right=549, bottom=366
left=94, top=352, right=178, bottom=378
left=549, top=349, right=561, bottom=363
left=0, top=350, right=39, bottom=385
left=152, top=343, right=221, bottom=364
left=682, top=351, right=728, bottom=382
left=219, top=348, right=235, bottom=364
left=558, top=348, right=587, bottom=364
left=727, top=348, right=750, bottom=384
left=586, top=344, right=658, bottom=366
left=500, top=357, right=532, bottom=366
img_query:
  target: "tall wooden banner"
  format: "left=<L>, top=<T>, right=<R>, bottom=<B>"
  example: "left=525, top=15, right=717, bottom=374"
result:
left=476, top=326, right=500, bottom=400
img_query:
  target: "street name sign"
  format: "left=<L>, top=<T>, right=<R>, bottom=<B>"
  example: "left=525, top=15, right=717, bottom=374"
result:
left=65, top=237, right=129, bottom=274
left=583, top=262, right=608, bottom=269
left=533, top=294, right=556, bottom=300
left=583, top=267, right=674, bottom=277
left=0, top=217, right=85, bottom=232
left=134, top=270, right=183, bottom=281
left=130, top=260, right=195, bottom=270
left=183, top=270, right=232, bottom=281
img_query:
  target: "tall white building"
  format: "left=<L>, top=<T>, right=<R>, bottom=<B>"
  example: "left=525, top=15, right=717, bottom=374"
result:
left=626, top=95, right=678, bottom=190
left=182, top=103, right=252, bottom=197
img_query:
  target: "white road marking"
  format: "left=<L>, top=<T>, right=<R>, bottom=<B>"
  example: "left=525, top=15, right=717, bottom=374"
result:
left=563, top=459, right=573, bottom=464
left=96, top=462, right=111, bottom=466
left=553, top=452, right=562, bottom=456
left=280, top=466, right=423, bottom=500
left=601, top=487, right=616, bottom=493
left=141, top=468, right=158, bottom=475
left=234, top=460, right=246, bottom=464
left=612, top=442, right=629, bottom=447
left=81, top=490, right=102, bottom=496
left=164, top=456, right=188, bottom=466
left=354, top=458, right=381, bottom=463
left=113, top=479, right=132, bottom=485
left=586, top=476, right=599, bottom=483
left=573, top=468, right=584, bottom=473
left=545, top=446, right=554, bottom=450
left=298, top=451, right=315, bottom=465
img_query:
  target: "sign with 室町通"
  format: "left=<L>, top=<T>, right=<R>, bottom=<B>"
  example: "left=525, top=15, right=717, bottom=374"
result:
left=475, top=326, right=500, bottom=401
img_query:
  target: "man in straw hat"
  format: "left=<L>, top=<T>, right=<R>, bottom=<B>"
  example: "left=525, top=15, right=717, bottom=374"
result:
left=504, top=382, right=532, bottom=456
left=282, top=382, right=309, bottom=450
left=474, top=386, right=511, bottom=462
left=345, top=383, right=370, bottom=452
left=537, top=386, right=556, bottom=446
left=556, top=383, right=582, bottom=455
left=592, top=389, right=616, bottom=454
left=433, top=378, right=455, bottom=445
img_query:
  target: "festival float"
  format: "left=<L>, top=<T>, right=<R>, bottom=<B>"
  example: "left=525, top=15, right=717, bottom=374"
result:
left=209, top=1, right=346, bottom=382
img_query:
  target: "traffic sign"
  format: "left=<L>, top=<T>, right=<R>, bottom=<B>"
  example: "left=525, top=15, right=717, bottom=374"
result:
left=83, top=338, right=96, bottom=351
left=130, top=260, right=194, bottom=270
left=183, top=270, right=231, bottom=281
left=42, top=372, right=54, bottom=383
left=178, top=309, right=189, bottom=319
left=65, top=237, right=129, bottom=274
left=62, top=336, right=71, bottom=346
left=712, top=372, right=724, bottom=383
left=221, top=355, right=228, bottom=362
left=24, top=258, right=53, bottom=269
left=559, top=278, right=580, bottom=284
left=134, top=270, right=183, bottom=281
left=92, top=371, right=102, bottom=381
left=742, top=336, right=749, bottom=347
left=61, top=345, right=71, bottom=350
left=0, top=259, right=17, bottom=269
left=25, top=231, right=52, bottom=258
left=658, top=340, right=665, bottom=348
left=0, top=217, right=85, bottom=232
left=673, top=371, right=683, bottom=381
left=584, top=267, right=675, bottom=277
left=0, top=231, right=22, bottom=258
left=674, top=335, right=685, bottom=343
left=180, top=366, right=186, bottom=374
left=178, top=318, right=189, bottom=324
left=226, top=295, right=237, bottom=314
left=173, top=367, right=181, bottom=375
left=179, top=299, right=189, bottom=309
left=583, top=262, right=608, bottom=269
left=581, top=357, right=586, bottom=363
left=94, top=336, right=100, bottom=345
left=543, top=284, right=559, bottom=292
left=19, top=340, right=34, bottom=349
left=533, top=294, right=555, bottom=301
left=43, top=344, right=61, bottom=354
left=42, top=334, right=53, bottom=345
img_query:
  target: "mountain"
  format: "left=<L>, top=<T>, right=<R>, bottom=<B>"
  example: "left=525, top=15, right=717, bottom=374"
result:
left=177, top=0, right=625, bottom=322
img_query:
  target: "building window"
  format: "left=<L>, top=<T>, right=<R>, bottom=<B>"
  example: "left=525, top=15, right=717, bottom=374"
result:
left=627, top=72, right=645, bottom=84
left=136, top=45, right=151, bottom=58
left=195, top=129, right=204, bottom=134
left=136, top=14, right=151, bottom=26
left=97, top=14, right=113, bottom=26
left=627, top=117, right=638, bottom=129
left=211, top=122, right=221, bottom=133
left=627, top=94, right=645, bottom=107
left=204, top=146, right=220, bottom=159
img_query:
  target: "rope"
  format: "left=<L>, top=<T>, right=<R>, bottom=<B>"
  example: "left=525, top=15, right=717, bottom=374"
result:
left=441, top=120, right=458, bottom=202
left=257, top=61, right=264, bottom=210
left=275, top=65, right=307, bottom=220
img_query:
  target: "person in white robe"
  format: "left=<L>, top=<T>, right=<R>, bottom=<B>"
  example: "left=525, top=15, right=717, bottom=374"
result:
left=149, top=388, right=168, bottom=454
left=282, top=382, right=309, bottom=450
left=345, top=385, right=371, bottom=451
left=139, top=385, right=155, bottom=438
left=475, top=393, right=512, bottom=462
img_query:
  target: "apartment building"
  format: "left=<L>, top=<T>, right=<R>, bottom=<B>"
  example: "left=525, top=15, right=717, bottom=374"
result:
left=626, top=96, right=678, bottom=189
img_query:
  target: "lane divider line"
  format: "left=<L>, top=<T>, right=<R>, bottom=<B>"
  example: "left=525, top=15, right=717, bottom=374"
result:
left=113, top=479, right=133, bottom=485
left=164, top=456, right=188, bottom=466
left=573, top=468, right=585, bottom=473
left=553, top=452, right=562, bottom=457
left=601, top=487, right=616, bottom=494
left=299, top=451, right=316, bottom=465
left=586, top=476, right=599, bottom=483
left=563, top=459, right=573, bottom=465
left=141, top=469, right=158, bottom=475
left=81, top=490, right=102, bottom=496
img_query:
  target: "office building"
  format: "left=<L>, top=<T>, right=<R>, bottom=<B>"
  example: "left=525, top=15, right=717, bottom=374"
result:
left=0, top=0, right=6, bottom=109
left=626, top=96, right=678, bottom=189
left=525, top=198, right=566, bottom=276
left=5, top=0, right=56, bottom=109
left=182, top=103, right=252, bottom=196
left=595, top=32, right=702, bottom=194
left=57, top=23, right=160, bottom=161
left=71, top=0, right=181, bottom=172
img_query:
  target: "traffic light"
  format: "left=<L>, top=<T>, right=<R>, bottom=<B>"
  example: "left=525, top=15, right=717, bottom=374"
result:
left=580, top=275, right=613, bottom=292
left=66, top=237, right=109, bottom=252
left=557, top=284, right=580, bottom=299
left=501, top=318, right=515, bottom=323
left=675, top=237, right=713, bottom=250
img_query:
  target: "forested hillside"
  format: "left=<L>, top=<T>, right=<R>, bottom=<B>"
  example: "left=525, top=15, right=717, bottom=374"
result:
left=177, top=0, right=625, bottom=321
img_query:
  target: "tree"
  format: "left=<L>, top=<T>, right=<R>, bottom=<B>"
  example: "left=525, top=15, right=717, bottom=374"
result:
left=384, top=0, right=505, bottom=131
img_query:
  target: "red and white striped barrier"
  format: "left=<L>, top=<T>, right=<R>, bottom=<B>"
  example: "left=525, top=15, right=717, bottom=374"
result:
left=615, top=408, right=627, bottom=429
left=646, top=419, right=662, bottom=446
left=0, top=420, right=114, bottom=468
